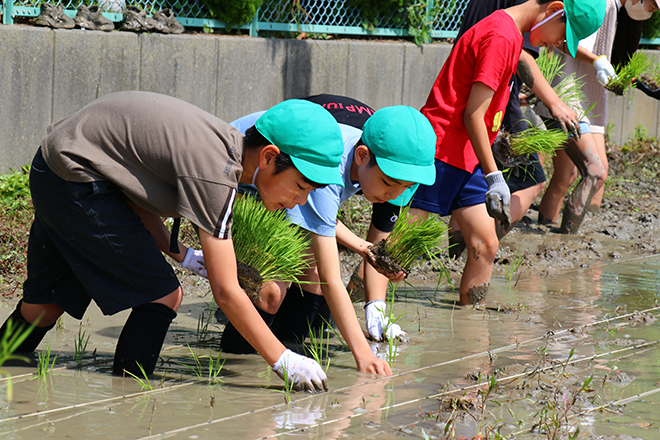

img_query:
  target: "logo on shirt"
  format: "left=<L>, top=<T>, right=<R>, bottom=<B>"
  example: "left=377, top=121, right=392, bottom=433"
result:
left=223, top=160, right=233, bottom=176
left=491, top=111, right=503, bottom=133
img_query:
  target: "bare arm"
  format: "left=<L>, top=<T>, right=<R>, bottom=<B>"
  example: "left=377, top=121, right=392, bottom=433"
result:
left=464, top=81, right=498, bottom=175
left=312, top=233, right=392, bottom=376
left=200, top=230, right=286, bottom=366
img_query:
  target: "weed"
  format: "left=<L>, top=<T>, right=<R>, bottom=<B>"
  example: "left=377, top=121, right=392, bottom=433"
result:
left=74, top=325, right=90, bottom=366
left=0, top=166, right=31, bottom=210
left=37, top=341, right=57, bottom=378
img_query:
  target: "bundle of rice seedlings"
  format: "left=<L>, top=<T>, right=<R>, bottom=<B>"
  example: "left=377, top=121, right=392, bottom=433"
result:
left=368, top=205, right=447, bottom=276
left=606, top=51, right=653, bottom=96
left=535, top=48, right=588, bottom=119
left=635, top=61, right=660, bottom=91
left=231, top=196, right=311, bottom=301
left=504, top=126, right=570, bottom=157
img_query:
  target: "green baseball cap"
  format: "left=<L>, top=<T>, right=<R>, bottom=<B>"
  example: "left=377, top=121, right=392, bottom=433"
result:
left=256, top=100, right=344, bottom=186
left=361, top=106, right=437, bottom=187
left=564, top=0, right=606, bottom=57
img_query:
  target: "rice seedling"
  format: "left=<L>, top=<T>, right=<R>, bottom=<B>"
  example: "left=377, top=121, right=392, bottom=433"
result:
left=304, top=321, right=331, bottom=372
left=278, top=363, right=294, bottom=404
left=231, top=195, right=311, bottom=301
left=505, top=127, right=569, bottom=157
left=123, top=363, right=154, bottom=391
left=196, top=301, right=215, bottom=343
left=385, top=334, right=399, bottom=367
left=74, top=325, right=90, bottom=366
left=0, top=318, right=34, bottom=401
left=320, top=316, right=349, bottom=351
left=37, top=341, right=57, bottom=378
left=535, top=48, right=589, bottom=119
left=635, top=60, right=660, bottom=92
left=606, top=51, right=653, bottom=96
left=180, top=343, right=225, bottom=383
left=368, top=205, right=447, bottom=276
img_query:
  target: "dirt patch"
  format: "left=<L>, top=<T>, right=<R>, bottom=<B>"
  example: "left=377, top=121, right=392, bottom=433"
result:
left=236, top=263, right=263, bottom=302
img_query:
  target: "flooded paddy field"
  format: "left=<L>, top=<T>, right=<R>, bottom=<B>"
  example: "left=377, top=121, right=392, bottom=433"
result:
left=0, top=237, right=658, bottom=439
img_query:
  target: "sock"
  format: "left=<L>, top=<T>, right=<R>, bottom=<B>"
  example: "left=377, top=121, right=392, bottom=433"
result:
left=113, top=302, right=176, bottom=377
left=270, top=285, right=323, bottom=345
left=219, top=307, right=275, bottom=355
left=0, top=300, right=55, bottom=353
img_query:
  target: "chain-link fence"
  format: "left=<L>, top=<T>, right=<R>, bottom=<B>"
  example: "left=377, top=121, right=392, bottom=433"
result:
left=1, top=0, right=469, bottom=39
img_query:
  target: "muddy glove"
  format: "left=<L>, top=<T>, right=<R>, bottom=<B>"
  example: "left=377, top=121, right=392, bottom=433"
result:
left=365, top=300, right=405, bottom=342
left=593, top=55, right=616, bottom=87
left=634, top=78, right=660, bottom=100
left=272, top=349, right=328, bottom=392
left=181, top=248, right=207, bottom=278
left=485, top=171, right=511, bottom=229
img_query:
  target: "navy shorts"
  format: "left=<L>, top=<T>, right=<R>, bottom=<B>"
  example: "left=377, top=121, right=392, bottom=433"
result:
left=410, top=160, right=488, bottom=216
left=23, top=149, right=181, bottom=319
left=500, top=152, right=546, bottom=193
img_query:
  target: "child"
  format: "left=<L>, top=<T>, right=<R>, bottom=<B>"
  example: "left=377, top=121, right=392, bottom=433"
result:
left=0, top=91, right=346, bottom=392
left=410, top=0, right=606, bottom=305
left=226, top=96, right=437, bottom=374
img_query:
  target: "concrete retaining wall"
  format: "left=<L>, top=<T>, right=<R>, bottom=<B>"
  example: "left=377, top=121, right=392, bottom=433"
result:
left=0, top=25, right=656, bottom=171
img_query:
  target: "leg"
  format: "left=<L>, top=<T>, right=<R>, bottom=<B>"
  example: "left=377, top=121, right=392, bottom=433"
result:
left=588, top=132, right=608, bottom=208
left=447, top=215, right=466, bottom=259
left=538, top=148, right=578, bottom=224
left=452, top=204, right=499, bottom=306
left=0, top=300, right=63, bottom=354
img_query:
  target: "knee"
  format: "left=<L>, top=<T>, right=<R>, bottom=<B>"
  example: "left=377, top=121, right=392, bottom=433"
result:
left=256, top=281, right=287, bottom=314
left=153, top=287, right=183, bottom=312
left=467, top=233, right=499, bottom=262
left=20, top=302, right=64, bottom=327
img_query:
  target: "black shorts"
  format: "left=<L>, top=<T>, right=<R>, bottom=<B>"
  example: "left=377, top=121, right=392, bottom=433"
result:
left=499, top=152, right=546, bottom=193
left=371, top=202, right=400, bottom=233
left=23, top=149, right=181, bottom=319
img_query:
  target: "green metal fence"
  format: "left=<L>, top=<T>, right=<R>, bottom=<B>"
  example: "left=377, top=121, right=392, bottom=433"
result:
left=1, top=0, right=468, bottom=39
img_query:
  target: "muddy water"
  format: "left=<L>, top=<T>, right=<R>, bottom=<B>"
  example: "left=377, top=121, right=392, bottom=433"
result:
left=0, top=253, right=658, bottom=439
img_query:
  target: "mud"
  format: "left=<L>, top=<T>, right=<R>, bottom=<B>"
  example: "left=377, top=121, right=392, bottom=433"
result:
left=637, top=74, right=660, bottom=90
left=236, top=262, right=263, bottom=302
left=369, top=239, right=407, bottom=275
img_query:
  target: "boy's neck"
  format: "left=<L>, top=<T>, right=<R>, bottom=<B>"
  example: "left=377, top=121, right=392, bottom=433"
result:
left=239, top=140, right=259, bottom=185
left=504, top=1, right=550, bottom=35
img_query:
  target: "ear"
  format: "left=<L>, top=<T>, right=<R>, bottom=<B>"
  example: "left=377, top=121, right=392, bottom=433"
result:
left=259, top=144, right=281, bottom=170
left=354, top=145, right=371, bottom=166
left=547, top=1, right=565, bottom=15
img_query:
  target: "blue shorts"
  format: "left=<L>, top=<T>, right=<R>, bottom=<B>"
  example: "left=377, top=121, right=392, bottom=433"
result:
left=23, top=149, right=181, bottom=319
left=410, top=160, right=487, bottom=216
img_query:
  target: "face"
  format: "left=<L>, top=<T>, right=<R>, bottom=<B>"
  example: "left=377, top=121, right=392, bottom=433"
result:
left=632, top=0, right=659, bottom=13
left=529, top=6, right=567, bottom=49
left=254, top=147, right=315, bottom=211
left=354, top=146, right=415, bottom=204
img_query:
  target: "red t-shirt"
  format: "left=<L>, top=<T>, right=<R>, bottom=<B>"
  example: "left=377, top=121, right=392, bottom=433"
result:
left=422, top=10, right=523, bottom=173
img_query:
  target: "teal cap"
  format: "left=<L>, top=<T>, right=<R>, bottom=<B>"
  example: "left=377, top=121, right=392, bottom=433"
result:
left=564, top=0, right=606, bottom=57
left=361, top=106, right=437, bottom=186
left=256, top=100, right=344, bottom=186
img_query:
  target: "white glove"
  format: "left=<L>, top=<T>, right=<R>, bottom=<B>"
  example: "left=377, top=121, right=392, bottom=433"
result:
left=365, top=300, right=406, bottom=342
left=593, top=55, right=616, bottom=86
left=485, top=171, right=512, bottom=228
left=272, top=349, right=328, bottom=392
left=181, top=248, right=207, bottom=278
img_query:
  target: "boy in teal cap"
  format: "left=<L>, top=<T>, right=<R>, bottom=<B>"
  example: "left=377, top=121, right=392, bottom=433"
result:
left=411, top=0, right=605, bottom=306
left=226, top=98, right=436, bottom=375
left=0, top=92, right=343, bottom=392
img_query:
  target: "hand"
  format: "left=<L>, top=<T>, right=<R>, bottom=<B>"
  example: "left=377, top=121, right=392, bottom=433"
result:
left=365, top=300, right=407, bottom=342
left=485, top=171, right=511, bottom=229
left=272, top=349, right=328, bottom=392
left=593, top=55, right=616, bottom=87
left=634, top=77, right=660, bottom=100
left=548, top=101, right=580, bottom=140
left=181, top=248, right=207, bottom=278
left=364, top=248, right=406, bottom=282
left=356, top=355, right=393, bottom=376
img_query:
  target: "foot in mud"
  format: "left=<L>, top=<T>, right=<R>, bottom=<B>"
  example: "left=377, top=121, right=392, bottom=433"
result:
left=466, top=282, right=489, bottom=306
left=559, top=204, right=585, bottom=234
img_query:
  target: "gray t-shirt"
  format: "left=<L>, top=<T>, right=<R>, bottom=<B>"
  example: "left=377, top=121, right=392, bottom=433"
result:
left=41, top=91, right=243, bottom=239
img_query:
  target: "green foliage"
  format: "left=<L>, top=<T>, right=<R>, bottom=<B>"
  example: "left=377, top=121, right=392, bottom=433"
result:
left=0, top=166, right=31, bottom=211
left=231, top=195, right=310, bottom=286
left=181, top=344, right=225, bottom=383
left=124, top=363, right=155, bottom=391
left=74, top=326, right=90, bottom=366
left=383, top=205, right=447, bottom=272
left=347, top=0, right=404, bottom=30
left=37, top=341, right=57, bottom=378
left=405, top=1, right=441, bottom=46
left=536, top=48, right=588, bottom=119
left=304, top=321, right=331, bottom=372
left=201, top=0, right=262, bottom=29
left=642, top=12, right=660, bottom=39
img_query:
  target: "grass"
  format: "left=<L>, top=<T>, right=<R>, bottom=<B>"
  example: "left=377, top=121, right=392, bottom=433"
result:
left=380, top=205, right=448, bottom=273
left=606, top=51, right=653, bottom=96
left=231, top=195, right=311, bottom=288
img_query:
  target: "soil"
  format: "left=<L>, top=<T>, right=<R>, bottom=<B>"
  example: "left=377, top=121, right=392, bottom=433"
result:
left=637, top=74, right=660, bottom=90
left=605, top=81, right=626, bottom=96
left=236, top=262, right=263, bottom=302
left=368, top=239, right=408, bottom=275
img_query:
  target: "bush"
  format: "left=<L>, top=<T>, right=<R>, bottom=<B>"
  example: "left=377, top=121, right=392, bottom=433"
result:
left=202, top=0, right=262, bottom=29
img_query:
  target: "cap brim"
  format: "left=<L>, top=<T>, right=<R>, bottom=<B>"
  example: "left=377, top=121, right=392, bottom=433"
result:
left=388, top=183, right=419, bottom=207
left=565, top=18, right=578, bottom=57
left=376, top=156, right=436, bottom=186
left=290, top=155, right=344, bottom=187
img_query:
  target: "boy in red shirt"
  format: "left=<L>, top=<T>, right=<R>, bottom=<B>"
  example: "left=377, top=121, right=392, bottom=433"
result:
left=411, top=0, right=606, bottom=305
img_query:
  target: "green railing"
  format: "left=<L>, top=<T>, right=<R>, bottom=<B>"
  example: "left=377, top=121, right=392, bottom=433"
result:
left=1, top=0, right=468, bottom=39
